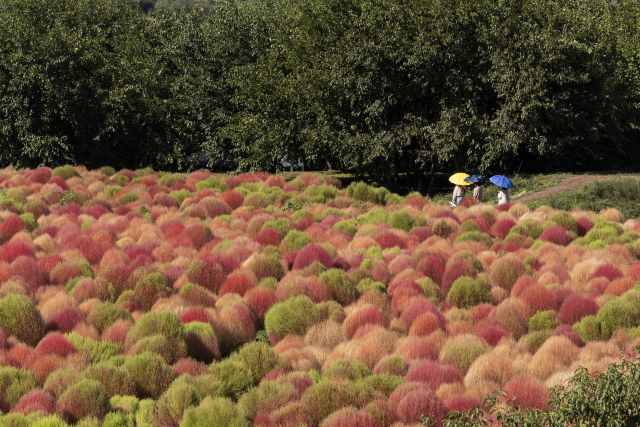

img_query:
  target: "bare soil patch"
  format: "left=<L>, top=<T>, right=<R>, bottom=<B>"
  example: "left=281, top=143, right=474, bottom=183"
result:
left=513, top=174, right=627, bottom=204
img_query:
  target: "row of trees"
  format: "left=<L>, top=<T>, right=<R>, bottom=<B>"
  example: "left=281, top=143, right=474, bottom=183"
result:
left=1, top=0, right=639, bottom=189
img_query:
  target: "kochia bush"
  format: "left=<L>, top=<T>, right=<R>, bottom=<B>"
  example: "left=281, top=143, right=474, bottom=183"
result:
left=0, top=294, right=45, bottom=346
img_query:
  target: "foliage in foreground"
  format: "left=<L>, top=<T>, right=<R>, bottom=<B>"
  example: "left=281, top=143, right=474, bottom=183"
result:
left=423, top=350, right=640, bottom=427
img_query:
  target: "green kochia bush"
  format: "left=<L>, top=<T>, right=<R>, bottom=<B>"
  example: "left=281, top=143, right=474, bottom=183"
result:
left=83, top=362, right=136, bottom=398
left=87, top=302, right=134, bottom=332
left=0, top=367, right=38, bottom=412
left=125, top=311, right=187, bottom=361
left=170, top=374, right=226, bottom=402
left=596, top=298, right=639, bottom=340
left=446, top=277, right=491, bottom=309
left=65, top=332, right=121, bottom=363
left=265, top=295, right=321, bottom=342
left=150, top=382, right=199, bottom=427
left=228, top=341, right=289, bottom=384
left=195, top=177, right=227, bottom=192
left=323, top=360, right=371, bottom=382
left=57, top=379, right=110, bottom=423
left=319, top=269, right=359, bottom=305
left=529, top=310, right=560, bottom=332
left=180, top=396, right=248, bottom=427
left=0, top=294, right=45, bottom=346
left=135, top=273, right=172, bottom=312
left=237, top=379, right=299, bottom=421
left=280, top=230, right=313, bottom=253
left=209, top=359, right=254, bottom=399
left=573, top=315, right=603, bottom=342
left=387, top=210, right=414, bottom=232
left=122, top=352, right=176, bottom=399
left=346, top=182, right=392, bottom=205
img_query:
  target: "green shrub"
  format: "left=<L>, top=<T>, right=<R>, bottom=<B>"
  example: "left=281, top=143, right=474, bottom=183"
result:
left=261, top=218, right=293, bottom=235
left=529, top=310, right=560, bottom=332
left=151, top=382, right=199, bottom=427
left=0, top=367, right=38, bottom=412
left=300, top=381, right=352, bottom=425
left=238, top=379, right=298, bottom=421
left=159, top=173, right=185, bottom=188
left=319, top=269, right=359, bottom=305
left=126, top=311, right=187, bottom=360
left=0, top=413, right=31, bottom=427
left=99, top=166, right=116, bottom=176
left=83, top=362, right=135, bottom=398
left=356, top=279, right=386, bottom=293
left=460, top=220, right=481, bottom=233
left=52, top=165, right=80, bottom=179
left=171, top=189, right=193, bottom=206
left=446, top=277, right=491, bottom=309
left=30, top=416, right=70, bottom=427
left=573, top=315, right=603, bottom=342
left=209, top=359, right=254, bottom=399
left=358, top=208, right=388, bottom=225
left=280, top=230, right=313, bottom=253
left=359, top=373, right=404, bottom=397
left=522, top=330, right=552, bottom=354
left=334, top=219, right=358, bottom=237
left=596, top=298, right=639, bottom=339
left=228, top=341, right=289, bottom=384
left=304, top=184, right=338, bottom=203
left=387, top=210, right=414, bottom=232
left=323, top=360, right=371, bottom=381
left=117, top=193, right=140, bottom=205
left=88, top=302, right=134, bottom=332
left=550, top=211, right=578, bottom=234
left=134, top=273, right=172, bottom=312
left=0, top=294, right=45, bottom=346
left=346, top=182, right=391, bottom=205
left=265, top=295, right=321, bottom=340
left=454, top=231, right=493, bottom=246
left=180, top=396, right=248, bottom=427
left=122, top=353, right=176, bottom=399
left=196, top=177, right=227, bottom=192
left=58, top=379, right=109, bottom=423
left=19, top=213, right=37, bottom=232
left=65, top=332, right=121, bottom=363
left=440, top=340, right=491, bottom=375
left=316, top=300, right=345, bottom=322
left=171, top=374, right=226, bottom=401
left=44, top=367, right=83, bottom=399
left=184, top=322, right=220, bottom=364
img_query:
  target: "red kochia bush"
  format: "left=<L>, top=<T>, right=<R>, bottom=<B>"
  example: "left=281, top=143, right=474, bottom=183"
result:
left=417, top=255, right=446, bottom=286
left=404, top=360, right=463, bottom=391
left=292, top=243, right=333, bottom=270
left=444, top=395, right=480, bottom=412
left=11, top=256, right=45, bottom=289
left=519, top=284, right=557, bottom=316
left=10, top=389, right=55, bottom=416
left=400, top=299, right=444, bottom=329
left=502, top=375, right=549, bottom=411
left=397, top=389, right=447, bottom=425
left=592, top=264, right=623, bottom=281
left=253, top=228, right=285, bottom=246
left=219, top=270, right=256, bottom=297
left=36, top=332, right=75, bottom=358
left=576, top=217, right=594, bottom=237
left=490, top=219, right=516, bottom=240
left=372, top=230, right=407, bottom=250
left=0, top=215, right=25, bottom=242
left=173, top=358, right=209, bottom=377
left=441, top=259, right=477, bottom=295
left=320, top=406, right=378, bottom=427
left=0, top=240, right=34, bottom=263
left=558, top=294, right=599, bottom=325
left=342, top=305, right=389, bottom=338
left=221, top=190, right=244, bottom=210
left=49, top=262, right=82, bottom=286
left=539, top=226, right=570, bottom=246
left=244, top=287, right=277, bottom=327
left=180, top=308, right=212, bottom=325
left=187, top=258, right=226, bottom=294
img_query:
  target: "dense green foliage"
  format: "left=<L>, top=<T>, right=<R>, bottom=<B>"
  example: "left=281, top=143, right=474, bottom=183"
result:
left=2, top=0, right=640, bottom=185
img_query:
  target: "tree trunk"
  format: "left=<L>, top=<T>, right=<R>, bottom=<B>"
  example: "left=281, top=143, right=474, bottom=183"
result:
left=453, top=156, right=462, bottom=172
left=393, top=151, right=399, bottom=193
left=428, top=162, right=435, bottom=198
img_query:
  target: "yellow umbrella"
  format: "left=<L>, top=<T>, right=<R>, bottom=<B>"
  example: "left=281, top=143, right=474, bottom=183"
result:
left=449, top=173, right=471, bottom=186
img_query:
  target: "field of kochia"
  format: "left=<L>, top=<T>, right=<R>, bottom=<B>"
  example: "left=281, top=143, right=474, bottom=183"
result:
left=0, top=165, right=638, bottom=427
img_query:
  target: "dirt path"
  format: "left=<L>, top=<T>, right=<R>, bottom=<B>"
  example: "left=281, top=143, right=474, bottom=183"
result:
left=512, top=174, right=621, bottom=204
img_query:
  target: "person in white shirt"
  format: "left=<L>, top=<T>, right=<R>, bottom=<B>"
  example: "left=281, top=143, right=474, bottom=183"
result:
left=497, top=187, right=510, bottom=205
left=452, top=185, right=465, bottom=205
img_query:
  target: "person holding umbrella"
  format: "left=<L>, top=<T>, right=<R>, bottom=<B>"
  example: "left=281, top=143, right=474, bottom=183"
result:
left=449, top=173, right=470, bottom=206
left=489, top=175, right=513, bottom=205
left=464, top=174, right=485, bottom=203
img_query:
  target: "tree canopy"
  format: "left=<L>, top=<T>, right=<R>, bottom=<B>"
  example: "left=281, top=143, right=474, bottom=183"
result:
left=0, top=0, right=639, bottom=186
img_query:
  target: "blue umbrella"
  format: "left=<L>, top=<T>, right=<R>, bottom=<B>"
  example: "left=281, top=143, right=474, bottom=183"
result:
left=489, top=175, right=514, bottom=189
left=464, top=174, right=485, bottom=184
